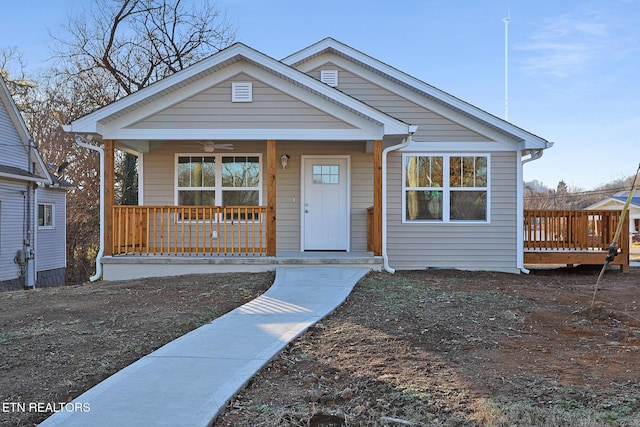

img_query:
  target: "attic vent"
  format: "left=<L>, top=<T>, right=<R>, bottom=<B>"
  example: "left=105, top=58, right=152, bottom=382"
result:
left=232, top=82, right=253, bottom=102
left=320, top=70, right=338, bottom=87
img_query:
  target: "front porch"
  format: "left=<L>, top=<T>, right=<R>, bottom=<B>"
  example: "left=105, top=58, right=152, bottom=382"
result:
left=101, top=251, right=382, bottom=281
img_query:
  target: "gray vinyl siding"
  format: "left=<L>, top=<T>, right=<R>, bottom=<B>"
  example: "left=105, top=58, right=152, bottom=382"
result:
left=142, top=140, right=372, bottom=253
left=0, top=179, right=26, bottom=281
left=306, top=63, right=490, bottom=142
left=129, top=71, right=354, bottom=130
left=36, top=187, right=67, bottom=272
left=386, top=151, right=519, bottom=272
left=0, top=96, right=29, bottom=169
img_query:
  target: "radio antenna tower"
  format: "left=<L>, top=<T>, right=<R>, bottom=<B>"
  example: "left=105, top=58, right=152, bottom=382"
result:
left=502, top=6, right=510, bottom=121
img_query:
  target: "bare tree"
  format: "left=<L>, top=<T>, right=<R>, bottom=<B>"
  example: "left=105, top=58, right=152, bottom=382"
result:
left=5, top=0, right=236, bottom=283
left=52, top=0, right=236, bottom=96
left=51, top=0, right=236, bottom=206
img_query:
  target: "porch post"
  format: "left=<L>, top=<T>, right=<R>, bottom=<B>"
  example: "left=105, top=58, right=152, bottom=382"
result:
left=373, top=139, right=383, bottom=256
left=266, top=139, right=277, bottom=256
left=104, top=139, right=115, bottom=256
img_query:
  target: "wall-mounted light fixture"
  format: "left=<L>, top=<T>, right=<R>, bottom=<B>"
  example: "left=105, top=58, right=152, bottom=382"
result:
left=280, top=154, right=290, bottom=170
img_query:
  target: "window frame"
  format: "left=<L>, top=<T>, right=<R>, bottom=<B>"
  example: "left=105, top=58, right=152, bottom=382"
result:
left=174, top=153, right=263, bottom=222
left=38, top=202, right=55, bottom=229
left=401, top=153, right=490, bottom=224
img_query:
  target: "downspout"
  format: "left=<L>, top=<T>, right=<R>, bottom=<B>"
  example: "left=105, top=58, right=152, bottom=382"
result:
left=382, top=131, right=415, bottom=273
left=75, top=135, right=105, bottom=282
left=518, top=148, right=545, bottom=274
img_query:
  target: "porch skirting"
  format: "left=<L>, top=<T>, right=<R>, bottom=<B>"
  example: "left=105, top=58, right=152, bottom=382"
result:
left=100, top=252, right=382, bottom=281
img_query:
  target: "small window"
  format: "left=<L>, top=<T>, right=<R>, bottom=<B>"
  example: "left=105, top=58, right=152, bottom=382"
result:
left=320, top=70, right=338, bottom=87
left=38, top=203, right=55, bottom=228
left=232, top=82, right=253, bottom=102
left=312, top=165, right=339, bottom=184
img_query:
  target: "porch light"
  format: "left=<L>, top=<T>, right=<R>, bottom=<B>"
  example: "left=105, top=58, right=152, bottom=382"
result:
left=280, top=154, right=290, bottom=170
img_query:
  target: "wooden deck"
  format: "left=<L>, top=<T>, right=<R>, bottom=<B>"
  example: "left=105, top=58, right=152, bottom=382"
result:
left=524, top=209, right=630, bottom=272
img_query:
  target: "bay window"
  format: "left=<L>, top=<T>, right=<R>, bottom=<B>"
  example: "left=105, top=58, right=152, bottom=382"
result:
left=403, top=154, right=489, bottom=223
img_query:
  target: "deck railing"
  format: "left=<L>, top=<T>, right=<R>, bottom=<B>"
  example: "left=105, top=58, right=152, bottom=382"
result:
left=523, top=209, right=627, bottom=251
left=112, top=205, right=267, bottom=256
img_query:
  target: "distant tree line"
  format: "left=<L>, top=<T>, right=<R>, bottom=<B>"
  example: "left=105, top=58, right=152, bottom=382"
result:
left=524, top=176, right=636, bottom=210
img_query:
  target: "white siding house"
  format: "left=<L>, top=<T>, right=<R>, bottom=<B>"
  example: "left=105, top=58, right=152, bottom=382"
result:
left=64, top=38, right=552, bottom=280
left=0, top=76, right=68, bottom=290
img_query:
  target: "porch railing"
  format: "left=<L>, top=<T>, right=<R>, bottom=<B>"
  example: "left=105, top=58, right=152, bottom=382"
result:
left=112, top=205, right=267, bottom=256
left=523, top=209, right=628, bottom=251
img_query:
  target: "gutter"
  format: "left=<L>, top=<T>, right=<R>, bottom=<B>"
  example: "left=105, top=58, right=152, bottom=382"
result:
left=517, top=147, right=550, bottom=274
left=75, top=135, right=105, bottom=282
left=382, top=130, right=416, bottom=273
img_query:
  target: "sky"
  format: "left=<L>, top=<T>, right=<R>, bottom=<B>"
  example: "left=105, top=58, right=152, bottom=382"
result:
left=1, top=0, right=639, bottom=191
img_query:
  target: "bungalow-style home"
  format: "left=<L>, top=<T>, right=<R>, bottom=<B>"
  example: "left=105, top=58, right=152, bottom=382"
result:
left=63, top=38, right=553, bottom=281
left=0, top=76, right=70, bottom=290
left=586, top=191, right=640, bottom=243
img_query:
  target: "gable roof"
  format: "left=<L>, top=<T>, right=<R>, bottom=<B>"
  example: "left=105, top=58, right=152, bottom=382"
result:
left=283, top=37, right=552, bottom=151
left=64, top=42, right=414, bottom=141
left=0, top=76, right=51, bottom=184
left=586, top=190, right=640, bottom=210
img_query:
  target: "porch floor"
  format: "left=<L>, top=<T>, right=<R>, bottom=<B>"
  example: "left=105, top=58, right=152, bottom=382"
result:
left=101, top=251, right=382, bottom=281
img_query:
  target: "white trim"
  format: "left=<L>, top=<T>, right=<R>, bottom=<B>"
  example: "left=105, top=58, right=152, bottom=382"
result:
left=37, top=202, right=55, bottom=229
left=300, top=155, right=351, bottom=251
left=284, top=37, right=552, bottom=150
left=65, top=43, right=411, bottom=138
left=516, top=150, right=526, bottom=273
left=138, top=152, right=144, bottom=205
left=401, top=153, right=491, bottom=224
left=174, top=152, right=263, bottom=208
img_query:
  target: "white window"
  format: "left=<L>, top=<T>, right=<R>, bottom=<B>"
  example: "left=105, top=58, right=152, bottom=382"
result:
left=402, top=154, right=489, bottom=223
left=176, top=153, right=262, bottom=209
left=38, top=202, right=55, bottom=229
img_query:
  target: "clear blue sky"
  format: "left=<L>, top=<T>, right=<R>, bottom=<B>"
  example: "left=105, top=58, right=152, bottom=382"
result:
left=1, top=0, right=639, bottom=190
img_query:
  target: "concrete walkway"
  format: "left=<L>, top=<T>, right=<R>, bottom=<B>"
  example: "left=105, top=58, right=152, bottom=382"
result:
left=40, top=267, right=369, bottom=427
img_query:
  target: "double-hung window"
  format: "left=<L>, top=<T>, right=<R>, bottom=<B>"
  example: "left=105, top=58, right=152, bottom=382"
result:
left=176, top=154, right=261, bottom=219
left=403, top=154, right=489, bottom=223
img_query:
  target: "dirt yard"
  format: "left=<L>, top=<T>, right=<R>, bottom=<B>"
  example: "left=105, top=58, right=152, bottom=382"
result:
left=1, top=266, right=639, bottom=426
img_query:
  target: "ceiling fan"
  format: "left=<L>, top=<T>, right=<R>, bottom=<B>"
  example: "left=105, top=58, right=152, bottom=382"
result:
left=197, top=141, right=235, bottom=152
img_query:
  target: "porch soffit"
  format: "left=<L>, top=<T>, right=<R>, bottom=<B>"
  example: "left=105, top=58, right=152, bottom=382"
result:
left=284, top=39, right=552, bottom=150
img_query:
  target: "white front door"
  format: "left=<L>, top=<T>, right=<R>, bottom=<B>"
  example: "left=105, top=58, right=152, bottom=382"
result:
left=302, top=156, right=350, bottom=251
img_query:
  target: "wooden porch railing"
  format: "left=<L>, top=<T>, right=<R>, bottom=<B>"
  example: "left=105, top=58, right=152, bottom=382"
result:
left=112, top=205, right=267, bottom=256
left=524, top=209, right=629, bottom=271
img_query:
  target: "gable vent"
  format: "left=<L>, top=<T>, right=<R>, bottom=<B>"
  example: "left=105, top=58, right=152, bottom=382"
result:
left=320, top=70, right=338, bottom=87
left=232, top=82, right=253, bottom=102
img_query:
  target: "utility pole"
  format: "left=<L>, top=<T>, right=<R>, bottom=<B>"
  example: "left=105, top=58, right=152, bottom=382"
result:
left=503, top=10, right=510, bottom=121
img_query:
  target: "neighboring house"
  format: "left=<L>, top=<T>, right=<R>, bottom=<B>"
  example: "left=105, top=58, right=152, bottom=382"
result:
left=63, top=38, right=553, bottom=281
left=586, top=191, right=640, bottom=241
left=0, top=75, right=69, bottom=290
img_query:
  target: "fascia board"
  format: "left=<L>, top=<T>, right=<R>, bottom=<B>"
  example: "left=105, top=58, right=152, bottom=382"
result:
left=585, top=199, right=624, bottom=210
left=67, top=43, right=254, bottom=133
left=0, top=77, right=52, bottom=184
left=70, top=42, right=410, bottom=137
left=0, top=171, right=49, bottom=184
left=103, top=61, right=383, bottom=136
left=100, top=127, right=384, bottom=141
left=285, top=39, right=551, bottom=149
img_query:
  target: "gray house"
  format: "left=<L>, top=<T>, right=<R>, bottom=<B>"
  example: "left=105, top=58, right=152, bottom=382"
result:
left=0, top=76, right=69, bottom=290
left=64, top=38, right=552, bottom=281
